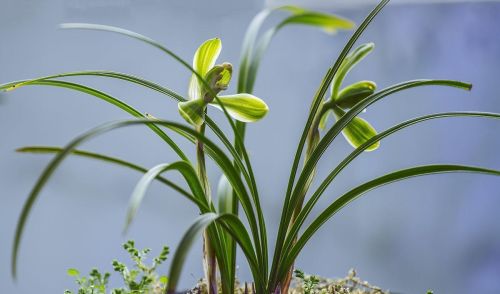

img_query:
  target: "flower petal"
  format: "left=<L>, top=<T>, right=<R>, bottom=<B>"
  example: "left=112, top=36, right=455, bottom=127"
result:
left=210, top=94, right=269, bottom=123
left=334, top=106, right=379, bottom=151
left=188, top=38, right=222, bottom=100
left=178, top=99, right=207, bottom=126
left=193, top=38, right=222, bottom=76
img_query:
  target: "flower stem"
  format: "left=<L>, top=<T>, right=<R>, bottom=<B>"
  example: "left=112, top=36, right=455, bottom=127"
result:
left=196, top=119, right=217, bottom=294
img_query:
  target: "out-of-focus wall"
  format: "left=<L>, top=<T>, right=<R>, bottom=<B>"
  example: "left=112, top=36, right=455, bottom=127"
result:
left=1, top=0, right=499, bottom=293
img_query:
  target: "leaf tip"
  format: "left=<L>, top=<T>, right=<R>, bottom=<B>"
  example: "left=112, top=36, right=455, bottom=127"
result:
left=15, top=147, right=26, bottom=153
left=59, top=23, right=72, bottom=29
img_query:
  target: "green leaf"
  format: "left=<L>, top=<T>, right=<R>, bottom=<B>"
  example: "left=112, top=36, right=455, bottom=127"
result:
left=237, top=8, right=274, bottom=93
left=55, top=26, right=260, bottom=237
left=335, top=80, right=377, bottom=109
left=166, top=213, right=218, bottom=294
left=67, top=268, right=80, bottom=277
left=272, top=1, right=390, bottom=286
left=178, top=98, right=207, bottom=126
left=274, top=83, right=475, bottom=280
left=239, top=6, right=354, bottom=93
left=275, top=78, right=472, bottom=288
left=217, top=174, right=233, bottom=214
left=189, top=38, right=222, bottom=101
left=280, top=164, right=500, bottom=280
left=11, top=119, right=262, bottom=282
left=16, top=146, right=193, bottom=200
left=125, top=161, right=208, bottom=233
left=167, top=213, right=261, bottom=294
left=333, top=106, right=379, bottom=151
left=331, top=43, right=375, bottom=98
left=285, top=80, right=472, bottom=244
left=0, top=79, right=188, bottom=162
left=210, top=94, right=269, bottom=123
left=59, top=24, right=246, bottom=156
left=0, top=71, right=258, bottom=201
left=279, top=7, right=354, bottom=34
left=282, top=112, right=500, bottom=270
left=0, top=71, right=186, bottom=103
left=216, top=173, right=235, bottom=278
left=60, top=23, right=195, bottom=76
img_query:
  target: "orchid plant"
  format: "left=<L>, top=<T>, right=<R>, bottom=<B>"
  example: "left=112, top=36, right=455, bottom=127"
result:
left=3, top=0, right=500, bottom=293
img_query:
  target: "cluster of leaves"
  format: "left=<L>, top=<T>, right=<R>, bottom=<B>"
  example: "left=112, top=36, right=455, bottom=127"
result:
left=3, top=0, right=500, bottom=293
left=64, top=268, right=110, bottom=294
left=64, top=241, right=169, bottom=294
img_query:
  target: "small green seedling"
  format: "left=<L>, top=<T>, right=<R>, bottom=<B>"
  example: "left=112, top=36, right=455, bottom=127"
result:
left=294, top=269, right=320, bottom=294
left=65, top=241, right=169, bottom=294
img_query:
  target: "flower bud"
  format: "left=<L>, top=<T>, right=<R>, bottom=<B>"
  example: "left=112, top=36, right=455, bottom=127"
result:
left=335, top=80, right=376, bottom=109
left=203, top=62, right=232, bottom=102
left=210, top=94, right=268, bottom=123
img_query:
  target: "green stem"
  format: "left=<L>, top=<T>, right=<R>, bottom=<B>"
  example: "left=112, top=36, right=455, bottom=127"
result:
left=196, top=120, right=217, bottom=294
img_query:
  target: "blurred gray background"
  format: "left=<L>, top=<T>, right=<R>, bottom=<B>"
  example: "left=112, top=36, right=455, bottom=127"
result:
left=1, top=0, right=500, bottom=293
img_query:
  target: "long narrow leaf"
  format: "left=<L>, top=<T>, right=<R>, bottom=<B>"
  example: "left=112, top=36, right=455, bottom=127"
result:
left=288, top=79, right=472, bottom=223
left=271, top=0, right=391, bottom=284
left=58, top=24, right=266, bottom=258
left=1, top=79, right=188, bottom=161
left=237, top=8, right=274, bottom=93
left=245, top=11, right=353, bottom=93
left=278, top=164, right=500, bottom=280
left=16, top=146, right=193, bottom=200
left=0, top=72, right=259, bottom=200
left=167, top=213, right=218, bottom=294
left=59, top=24, right=247, bottom=158
left=125, top=161, right=208, bottom=233
left=281, top=112, right=500, bottom=266
left=11, top=119, right=260, bottom=282
left=0, top=71, right=184, bottom=103
left=167, top=213, right=261, bottom=293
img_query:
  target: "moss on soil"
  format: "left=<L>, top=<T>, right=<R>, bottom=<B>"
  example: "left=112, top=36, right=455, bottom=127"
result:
left=188, top=269, right=388, bottom=294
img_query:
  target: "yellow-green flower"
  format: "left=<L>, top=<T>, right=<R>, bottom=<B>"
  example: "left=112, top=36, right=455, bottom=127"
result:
left=179, top=38, right=268, bottom=126
left=319, top=43, right=380, bottom=151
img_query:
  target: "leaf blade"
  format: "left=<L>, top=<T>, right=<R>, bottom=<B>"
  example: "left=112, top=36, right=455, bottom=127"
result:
left=11, top=119, right=260, bottom=281
left=16, top=146, right=193, bottom=200
left=279, top=164, right=500, bottom=280
left=281, top=111, right=500, bottom=270
left=125, top=161, right=207, bottom=233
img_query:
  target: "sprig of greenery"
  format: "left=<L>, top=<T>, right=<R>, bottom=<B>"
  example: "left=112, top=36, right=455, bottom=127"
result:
left=294, top=269, right=320, bottom=294
left=4, top=0, right=500, bottom=293
left=64, top=241, right=169, bottom=294
left=64, top=268, right=110, bottom=294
